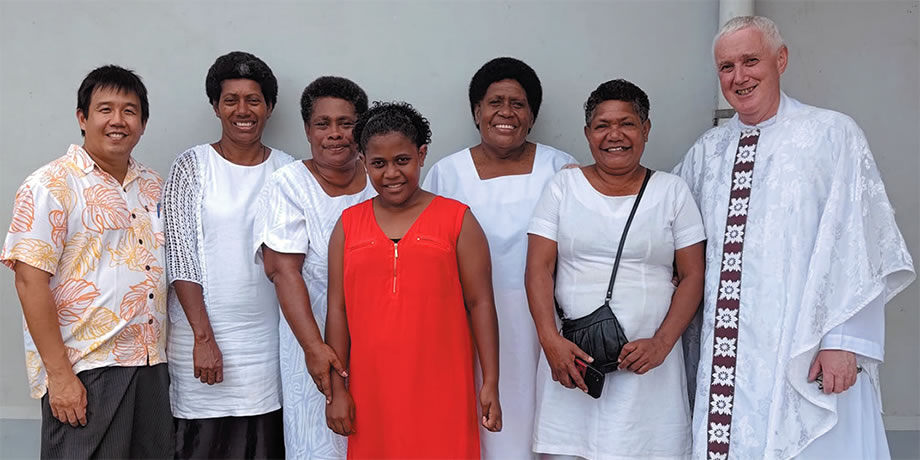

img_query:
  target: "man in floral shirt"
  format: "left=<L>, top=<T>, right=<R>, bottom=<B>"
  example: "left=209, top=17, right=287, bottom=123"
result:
left=1, top=65, right=172, bottom=458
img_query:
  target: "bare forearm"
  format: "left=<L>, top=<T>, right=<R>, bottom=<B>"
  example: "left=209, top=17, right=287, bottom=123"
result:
left=526, top=267, right=560, bottom=346
left=325, top=307, right=350, bottom=393
left=16, top=276, right=71, bottom=377
left=468, top=300, right=500, bottom=386
left=654, top=272, right=703, bottom=346
left=173, top=280, right=215, bottom=341
left=272, top=270, right=324, bottom=350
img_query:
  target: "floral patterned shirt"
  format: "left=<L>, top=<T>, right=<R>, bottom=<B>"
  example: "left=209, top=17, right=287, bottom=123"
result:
left=1, top=144, right=167, bottom=399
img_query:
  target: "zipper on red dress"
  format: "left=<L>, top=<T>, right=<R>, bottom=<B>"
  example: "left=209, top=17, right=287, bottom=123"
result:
left=392, top=242, right=398, bottom=294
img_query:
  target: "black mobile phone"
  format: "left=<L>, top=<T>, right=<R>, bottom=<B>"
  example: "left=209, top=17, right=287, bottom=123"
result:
left=575, top=358, right=605, bottom=399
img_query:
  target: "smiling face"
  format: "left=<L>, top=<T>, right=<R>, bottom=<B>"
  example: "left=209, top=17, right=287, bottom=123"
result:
left=364, top=132, right=427, bottom=207
left=715, top=26, right=788, bottom=125
left=474, top=79, right=534, bottom=152
left=584, top=100, right=650, bottom=176
left=306, top=97, right=359, bottom=168
left=77, top=86, right=146, bottom=161
left=213, top=78, right=272, bottom=145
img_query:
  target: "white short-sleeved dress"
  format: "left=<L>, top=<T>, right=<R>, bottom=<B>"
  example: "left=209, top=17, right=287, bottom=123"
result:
left=165, top=144, right=294, bottom=420
left=423, top=143, right=576, bottom=459
left=252, top=161, right=376, bottom=460
left=528, top=168, right=705, bottom=460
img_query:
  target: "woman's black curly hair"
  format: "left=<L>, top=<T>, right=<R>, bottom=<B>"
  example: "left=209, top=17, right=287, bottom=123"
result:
left=205, top=51, right=278, bottom=107
left=468, top=57, right=542, bottom=128
left=584, top=79, right=650, bottom=125
left=353, top=101, right=431, bottom=153
left=300, top=76, right=369, bottom=122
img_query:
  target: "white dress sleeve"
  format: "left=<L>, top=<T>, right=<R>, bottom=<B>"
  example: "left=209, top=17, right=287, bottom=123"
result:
left=670, top=177, right=707, bottom=249
left=164, top=149, right=202, bottom=285
left=252, top=170, right=310, bottom=264
left=527, top=171, right=565, bottom=242
left=421, top=161, right=440, bottom=193
left=819, top=289, right=885, bottom=362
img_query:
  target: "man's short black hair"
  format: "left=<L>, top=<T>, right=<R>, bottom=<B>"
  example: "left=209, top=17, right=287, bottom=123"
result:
left=76, top=65, right=149, bottom=136
left=584, top=79, right=650, bottom=125
left=353, top=101, right=431, bottom=153
left=300, top=76, right=369, bottom=123
left=468, top=57, right=543, bottom=128
left=205, top=51, right=278, bottom=108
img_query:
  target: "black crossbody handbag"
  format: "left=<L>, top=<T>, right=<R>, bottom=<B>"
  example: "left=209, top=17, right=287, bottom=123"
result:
left=555, top=168, right=654, bottom=375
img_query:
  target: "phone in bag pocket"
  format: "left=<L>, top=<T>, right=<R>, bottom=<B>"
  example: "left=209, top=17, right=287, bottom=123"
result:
left=575, top=358, right=605, bottom=399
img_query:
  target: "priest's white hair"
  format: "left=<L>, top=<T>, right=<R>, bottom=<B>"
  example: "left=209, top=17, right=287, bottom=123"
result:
left=713, top=16, right=786, bottom=55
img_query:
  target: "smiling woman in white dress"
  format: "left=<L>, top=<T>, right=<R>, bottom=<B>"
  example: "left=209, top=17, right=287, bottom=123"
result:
left=252, top=76, right=375, bottom=460
left=423, top=57, right=575, bottom=460
left=164, top=51, right=293, bottom=459
left=525, top=80, right=706, bottom=460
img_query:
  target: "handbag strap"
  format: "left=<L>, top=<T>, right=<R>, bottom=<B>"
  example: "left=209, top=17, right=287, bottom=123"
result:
left=603, top=168, right=654, bottom=307
left=555, top=168, right=654, bottom=320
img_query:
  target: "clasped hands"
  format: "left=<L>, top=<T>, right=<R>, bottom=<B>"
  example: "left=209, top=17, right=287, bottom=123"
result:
left=542, top=333, right=670, bottom=393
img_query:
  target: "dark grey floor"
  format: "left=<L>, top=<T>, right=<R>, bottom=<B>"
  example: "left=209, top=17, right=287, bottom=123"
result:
left=1, top=418, right=918, bottom=459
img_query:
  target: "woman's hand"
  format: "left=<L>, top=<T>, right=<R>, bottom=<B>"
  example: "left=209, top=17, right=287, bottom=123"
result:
left=305, top=342, right=347, bottom=403
left=480, top=383, right=502, bottom=432
left=193, top=335, right=223, bottom=385
left=325, top=390, right=356, bottom=436
left=618, top=337, right=670, bottom=374
left=541, top=333, right=593, bottom=392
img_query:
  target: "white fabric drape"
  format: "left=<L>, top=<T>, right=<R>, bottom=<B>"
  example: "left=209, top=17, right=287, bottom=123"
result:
left=164, top=144, right=293, bottom=418
left=423, top=144, right=575, bottom=460
left=252, top=161, right=376, bottom=460
left=528, top=169, right=706, bottom=460
left=674, top=93, right=915, bottom=459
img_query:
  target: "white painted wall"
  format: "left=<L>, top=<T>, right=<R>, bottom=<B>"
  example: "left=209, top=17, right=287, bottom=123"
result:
left=0, top=0, right=915, bottom=430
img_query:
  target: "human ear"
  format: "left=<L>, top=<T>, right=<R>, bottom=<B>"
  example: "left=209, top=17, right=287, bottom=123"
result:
left=76, top=109, right=88, bottom=132
left=777, top=45, right=789, bottom=75
left=418, top=144, right=428, bottom=168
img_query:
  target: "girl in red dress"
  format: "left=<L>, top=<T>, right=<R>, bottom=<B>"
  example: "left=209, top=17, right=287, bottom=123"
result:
left=325, top=102, right=502, bottom=459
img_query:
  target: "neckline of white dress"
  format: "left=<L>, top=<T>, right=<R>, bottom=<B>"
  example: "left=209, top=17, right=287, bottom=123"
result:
left=208, top=144, right=273, bottom=169
left=299, top=160, right=372, bottom=199
left=465, top=143, right=545, bottom=182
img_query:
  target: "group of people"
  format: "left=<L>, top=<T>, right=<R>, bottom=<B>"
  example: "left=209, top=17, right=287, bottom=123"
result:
left=1, top=15, right=914, bottom=460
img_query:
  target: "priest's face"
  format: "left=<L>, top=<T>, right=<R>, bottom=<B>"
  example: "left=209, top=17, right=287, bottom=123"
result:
left=714, top=26, right=788, bottom=125
left=584, top=100, right=650, bottom=176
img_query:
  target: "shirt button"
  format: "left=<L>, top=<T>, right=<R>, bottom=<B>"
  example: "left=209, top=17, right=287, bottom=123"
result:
left=123, top=187, right=127, bottom=192
left=148, top=293, right=154, bottom=299
left=145, top=265, right=151, bottom=271
left=138, top=239, right=143, bottom=245
left=148, top=319, right=154, bottom=324
left=131, top=213, right=136, bottom=219
left=144, top=206, right=149, bottom=212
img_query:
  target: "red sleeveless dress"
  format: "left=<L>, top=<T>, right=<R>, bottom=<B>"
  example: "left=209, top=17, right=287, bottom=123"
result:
left=341, top=196, right=480, bottom=459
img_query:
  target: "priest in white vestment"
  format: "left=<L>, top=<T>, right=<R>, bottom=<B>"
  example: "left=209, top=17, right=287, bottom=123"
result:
left=674, top=16, right=915, bottom=460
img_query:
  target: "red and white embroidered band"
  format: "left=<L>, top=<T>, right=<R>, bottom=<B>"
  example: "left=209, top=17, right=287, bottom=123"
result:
left=706, top=128, right=760, bottom=459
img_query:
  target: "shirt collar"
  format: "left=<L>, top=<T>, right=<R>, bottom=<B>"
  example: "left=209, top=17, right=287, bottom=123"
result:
left=68, top=144, right=142, bottom=184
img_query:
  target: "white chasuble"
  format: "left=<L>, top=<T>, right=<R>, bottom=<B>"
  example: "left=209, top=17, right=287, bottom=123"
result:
left=674, top=93, right=914, bottom=459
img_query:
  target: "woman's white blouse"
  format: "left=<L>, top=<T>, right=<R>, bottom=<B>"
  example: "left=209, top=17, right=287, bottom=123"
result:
left=252, top=160, right=376, bottom=459
left=164, top=144, right=294, bottom=418
left=527, top=168, right=705, bottom=460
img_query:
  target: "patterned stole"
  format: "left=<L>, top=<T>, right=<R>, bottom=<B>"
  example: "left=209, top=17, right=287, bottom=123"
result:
left=706, top=128, right=760, bottom=459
